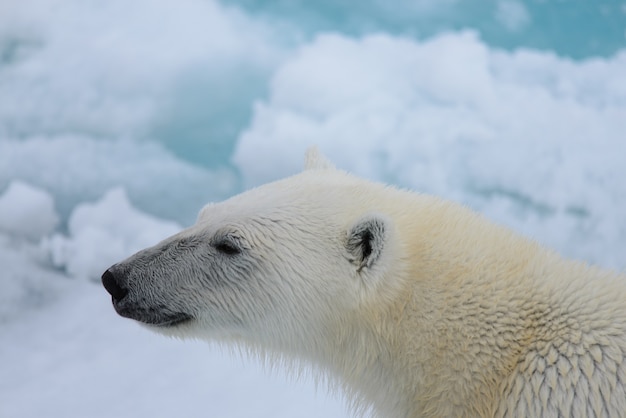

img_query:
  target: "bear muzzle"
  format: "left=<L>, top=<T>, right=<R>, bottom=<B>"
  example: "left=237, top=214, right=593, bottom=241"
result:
left=101, top=266, right=193, bottom=327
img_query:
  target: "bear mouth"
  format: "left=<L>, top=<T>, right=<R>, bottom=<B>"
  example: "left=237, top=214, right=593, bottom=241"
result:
left=144, top=312, right=193, bottom=327
left=113, top=301, right=193, bottom=327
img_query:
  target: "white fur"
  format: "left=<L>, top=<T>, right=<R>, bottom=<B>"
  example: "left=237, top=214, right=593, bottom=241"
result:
left=304, top=146, right=336, bottom=170
left=107, top=148, right=626, bottom=418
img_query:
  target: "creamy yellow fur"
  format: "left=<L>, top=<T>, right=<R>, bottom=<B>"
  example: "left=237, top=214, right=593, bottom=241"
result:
left=348, top=196, right=625, bottom=416
left=299, top=149, right=626, bottom=416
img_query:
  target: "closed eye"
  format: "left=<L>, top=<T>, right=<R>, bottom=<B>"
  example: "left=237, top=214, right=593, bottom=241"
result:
left=215, top=240, right=241, bottom=255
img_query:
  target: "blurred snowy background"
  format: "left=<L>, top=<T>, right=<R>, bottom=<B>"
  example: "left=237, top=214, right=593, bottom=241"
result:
left=0, top=1, right=625, bottom=417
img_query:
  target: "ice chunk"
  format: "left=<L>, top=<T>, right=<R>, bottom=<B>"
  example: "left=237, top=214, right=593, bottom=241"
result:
left=45, top=188, right=181, bottom=280
left=0, top=136, right=239, bottom=226
left=0, top=0, right=285, bottom=146
left=0, top=181, right=58, bottom=241
left=0, top=233, right=67, bottom=322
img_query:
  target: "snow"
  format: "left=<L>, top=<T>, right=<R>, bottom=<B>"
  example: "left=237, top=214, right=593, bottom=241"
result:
left=0, top=135, right=238, bottom=227
left=0, top=280, right=347, bottom=418
left=0, top=0, right=284, bottom=143
left=0, top=181, right=58, bottom=241
left=44, top=188, right=181, bottom=281
left=0, top=235, right=64, bottom=323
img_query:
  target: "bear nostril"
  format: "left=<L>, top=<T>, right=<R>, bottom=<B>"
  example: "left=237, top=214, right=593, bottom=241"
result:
left=101, top=269, right=129, bottom=302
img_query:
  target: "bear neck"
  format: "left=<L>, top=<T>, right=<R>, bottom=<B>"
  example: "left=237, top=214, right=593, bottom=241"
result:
left=316, top=197, right=570, bottom=417
left=322, top=266, right=540, bottom=416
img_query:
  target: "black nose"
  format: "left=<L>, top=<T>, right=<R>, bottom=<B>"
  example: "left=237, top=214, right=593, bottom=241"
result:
left=102, top=268, right=129, bottom=302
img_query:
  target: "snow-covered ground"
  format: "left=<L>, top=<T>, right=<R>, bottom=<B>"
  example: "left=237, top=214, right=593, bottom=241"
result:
left=0, top=280, right=347, bottom=418
left=1, top=0, right=625, bottom=417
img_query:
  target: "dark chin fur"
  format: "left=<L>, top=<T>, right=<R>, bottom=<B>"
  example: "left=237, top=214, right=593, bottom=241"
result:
left=113, top=301, right=193, bottom=327
left=147, top=314, right=194, bottom=327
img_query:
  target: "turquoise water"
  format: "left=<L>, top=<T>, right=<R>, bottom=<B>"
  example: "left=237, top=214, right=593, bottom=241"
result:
left=160, top=0, right=626, bottom=166
left=227, top=0, right=626, bottom=59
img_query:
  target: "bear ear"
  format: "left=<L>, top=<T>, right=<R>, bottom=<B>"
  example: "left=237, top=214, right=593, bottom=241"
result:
left=304, top=146, right=335, bottom=171
left=346, top=213, right=390, bottom=273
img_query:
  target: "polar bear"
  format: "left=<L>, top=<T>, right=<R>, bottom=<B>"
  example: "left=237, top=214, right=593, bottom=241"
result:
left=102, top=148, right=626, bottom=417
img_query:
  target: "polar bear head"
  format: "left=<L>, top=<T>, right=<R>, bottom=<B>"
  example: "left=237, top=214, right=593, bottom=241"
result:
left=101, top=149, right=403, bottom=354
